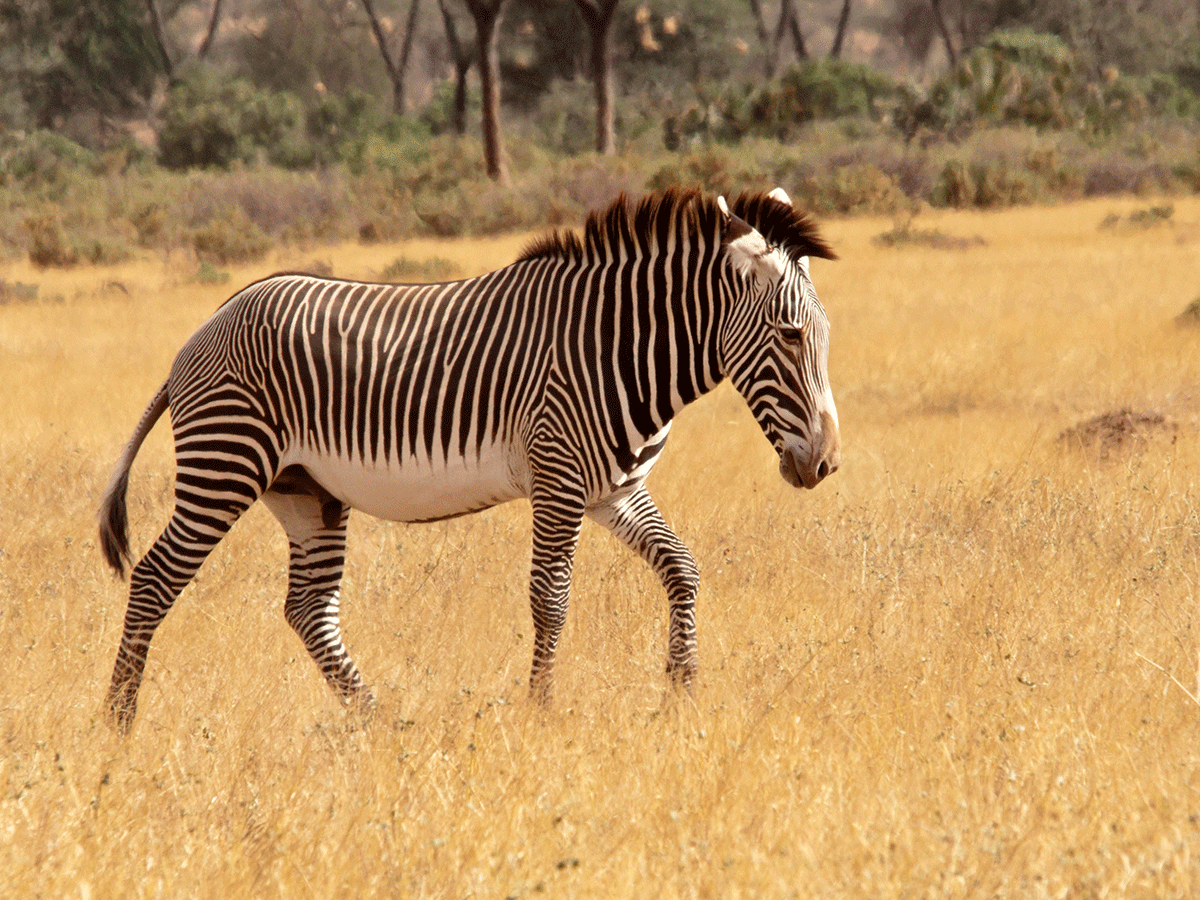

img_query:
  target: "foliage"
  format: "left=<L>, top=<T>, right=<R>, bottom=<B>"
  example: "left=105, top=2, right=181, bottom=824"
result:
left=0, top=0, right=162, bottom=138
left=157, top=70, right=404, bottom=172
left=5, top=116, right=1200, bottom=268
left=419, top=79, right=482, bottom=137
left=190, top=204, right=273, bottom=265
left=0, top=279, right=37, bottom=304
left=227, top=0, right=391, bottom=103
left=773, top=60, right=902, bottom=123
left=0, top=129, right=97, bottom=192
left=303, top=89, right=384, bottom=166
left=157, top=71, right=308, bottom=170
left=23, top=204, right=133, bottom=268
left=663, top=60, right=902, bottom=148
left=899, top=28, right=1200, bottom=141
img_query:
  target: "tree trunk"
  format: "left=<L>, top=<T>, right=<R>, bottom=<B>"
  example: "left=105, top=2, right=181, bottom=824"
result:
left=930, top=0, right=957, bottom=69
left=146, top=0, right=173, bottom=78
left=395, top=0, right=423, bottom=114
left=574, top=0, right=619, bottom=154
left=147, top=0, right=225, bottom=76
left=361, top=0, right=423, bottom=115
left=197, top=0, right=223, bottom=58
left=829, top=0, right=851, bottom=59
left=746, top=0, right=775, bottom=79
left=782, top=0, right=808, bottom=61
left=438, top=0, right=473, bottom=134
left=452, top=58, right=470, bottom=133
left=464, top=0, right=509, bottom=183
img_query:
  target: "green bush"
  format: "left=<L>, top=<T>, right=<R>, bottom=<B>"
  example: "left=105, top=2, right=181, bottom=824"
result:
left=0, top=131, right=97, bottom=192
left=906, top=28, right=1200, bottom=141
left=158, top=73, right=409, bottom=172
left=158, top=72, right=309, bottom=170
left=25, top=209, right=78, bottom=267
left=664, top=60, right=901, bottom=147
left=24, top=205, right=133, bottom=268
left=419, top=80, right=481, bottom=137
left=773, top=60, right=900, bottom=123
left=191, top=205, right=273, bottom=264
left=516, top=80, right=596, bottom=156
left=1083, top=72, right=1200, bottom=136
left=304, top=90, right=383, bottom=166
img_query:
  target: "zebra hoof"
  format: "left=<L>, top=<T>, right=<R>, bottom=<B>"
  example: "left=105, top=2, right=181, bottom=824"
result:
left=106, top=693, right=138, bottom=737
left=666, top=661, right=697, bottom=695
left=528, top=676, right=555, bottom=707
left=342, top=688, right=377, bottom=728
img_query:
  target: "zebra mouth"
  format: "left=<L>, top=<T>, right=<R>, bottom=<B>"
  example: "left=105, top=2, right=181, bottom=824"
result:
left=768, top=427, right=810, bottom=489
left=780, top=446, right=810, bottom=489
left=780, top=454, right=805, bottom=488
left=779, top=444, right=826, bottom=490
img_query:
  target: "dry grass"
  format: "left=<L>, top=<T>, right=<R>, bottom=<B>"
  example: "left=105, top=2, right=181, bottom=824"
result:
left=3, top=197, right=1200, bottom=898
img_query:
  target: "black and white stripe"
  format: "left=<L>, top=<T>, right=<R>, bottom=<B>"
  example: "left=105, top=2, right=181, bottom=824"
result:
left=99, top=186, right=840, bottom=732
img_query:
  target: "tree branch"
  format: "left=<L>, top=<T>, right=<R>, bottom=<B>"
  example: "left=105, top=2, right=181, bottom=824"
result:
left=146, top=0, right=174, bottom=78
left=930, top=0, right=957, bottom=69
left=197, top=0, right=223, bottom=58
left=361, top=0, right=400, bottom=85
left=829, top=0, right=851, bottom=59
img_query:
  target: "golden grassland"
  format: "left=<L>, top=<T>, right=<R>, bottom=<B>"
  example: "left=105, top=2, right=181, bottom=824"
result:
left=2, top=196, right=1200, bottom=898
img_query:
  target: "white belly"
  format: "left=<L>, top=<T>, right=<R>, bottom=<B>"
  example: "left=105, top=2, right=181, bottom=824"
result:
left=290, top=442, right=529, bottom=523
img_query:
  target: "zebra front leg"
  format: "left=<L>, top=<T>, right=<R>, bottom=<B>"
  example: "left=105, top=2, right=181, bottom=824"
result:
left=108, top=511, right=246, bottom=734
left=588, top=486, right=700, bottom=691
left=527, top=483, right=586, bottom=704
left=261, top=486, right=374, bottom=717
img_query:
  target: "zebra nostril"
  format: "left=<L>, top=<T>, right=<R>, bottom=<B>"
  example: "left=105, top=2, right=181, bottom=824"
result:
left=816, top=460, right=829, bottom=480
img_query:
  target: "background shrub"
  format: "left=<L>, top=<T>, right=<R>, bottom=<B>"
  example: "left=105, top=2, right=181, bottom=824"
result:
left=0, top=131, right=97, bottom=196
left=191, top=205, right=273, bottom=264
left=157, top=72, right=308, bottom=170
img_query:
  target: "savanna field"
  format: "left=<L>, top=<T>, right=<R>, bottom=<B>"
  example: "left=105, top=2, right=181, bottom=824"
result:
left=3, top=196, right=1200, bottom=898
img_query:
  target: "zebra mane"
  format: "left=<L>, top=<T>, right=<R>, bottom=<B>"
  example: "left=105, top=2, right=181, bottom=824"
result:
left=728, top=191, right=838, bottom=262
left=517, top=186, right=836, bottom=265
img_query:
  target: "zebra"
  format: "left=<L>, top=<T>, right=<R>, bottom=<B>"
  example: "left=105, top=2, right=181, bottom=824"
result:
left=98, top=186, right=840, bottom=734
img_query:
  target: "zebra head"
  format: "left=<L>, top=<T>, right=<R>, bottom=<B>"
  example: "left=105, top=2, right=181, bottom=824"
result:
left=717, top=189, right=841, bottom=490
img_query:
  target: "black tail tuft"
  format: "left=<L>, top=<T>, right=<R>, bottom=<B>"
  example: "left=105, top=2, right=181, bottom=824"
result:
left=98, top=467, right=132, bottom=579
left=98, top=381, right=170, bottom=580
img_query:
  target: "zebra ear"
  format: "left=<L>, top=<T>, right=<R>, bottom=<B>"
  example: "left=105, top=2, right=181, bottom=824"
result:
left=717, top=196, right=753, bottom=242
left=718, top=195, right=785, bottom=284
left=768, top=187, right=792, bottom=206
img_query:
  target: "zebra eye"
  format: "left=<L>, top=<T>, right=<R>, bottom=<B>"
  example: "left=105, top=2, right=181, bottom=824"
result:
left=778, top=324, right=806, bottom=345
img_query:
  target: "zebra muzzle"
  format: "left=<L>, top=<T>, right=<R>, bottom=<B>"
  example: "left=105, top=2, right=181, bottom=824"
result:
left=779, top=420, right=840, bottom=490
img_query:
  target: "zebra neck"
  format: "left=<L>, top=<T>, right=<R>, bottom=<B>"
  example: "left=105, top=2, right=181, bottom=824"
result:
left=594, top=252, right=726, bottom=438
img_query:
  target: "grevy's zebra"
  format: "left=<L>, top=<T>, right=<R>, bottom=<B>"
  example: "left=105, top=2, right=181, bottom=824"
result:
left=99, top=186, right=840, bottom=733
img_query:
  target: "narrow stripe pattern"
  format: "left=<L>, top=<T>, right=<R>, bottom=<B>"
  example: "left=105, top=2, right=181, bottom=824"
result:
left=98, top=187, right=841, bottom=732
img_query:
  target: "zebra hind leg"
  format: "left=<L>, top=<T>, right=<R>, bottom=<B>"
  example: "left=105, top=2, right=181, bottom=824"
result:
left=587, top=486, right=700, bottom=692
left=262, top=470, right=374, bottom=719
left=108, top=505, right=251, bottom=735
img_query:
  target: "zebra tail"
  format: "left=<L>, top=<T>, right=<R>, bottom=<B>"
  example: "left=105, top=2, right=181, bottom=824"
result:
left=98, top=382, right=170, bottom=579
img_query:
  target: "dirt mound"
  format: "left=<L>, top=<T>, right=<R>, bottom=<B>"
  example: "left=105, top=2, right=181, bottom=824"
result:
left=1176, top=297, right=1200, bottom=328
left=1058, top=408, right=1177, bottom=459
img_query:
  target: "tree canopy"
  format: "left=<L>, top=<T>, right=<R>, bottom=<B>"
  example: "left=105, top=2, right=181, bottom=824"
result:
left=2, top=0, right=1199, bottom=173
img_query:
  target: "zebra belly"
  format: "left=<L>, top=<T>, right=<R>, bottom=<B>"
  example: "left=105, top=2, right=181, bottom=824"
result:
left=288, top=444, right=528, bottom=524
